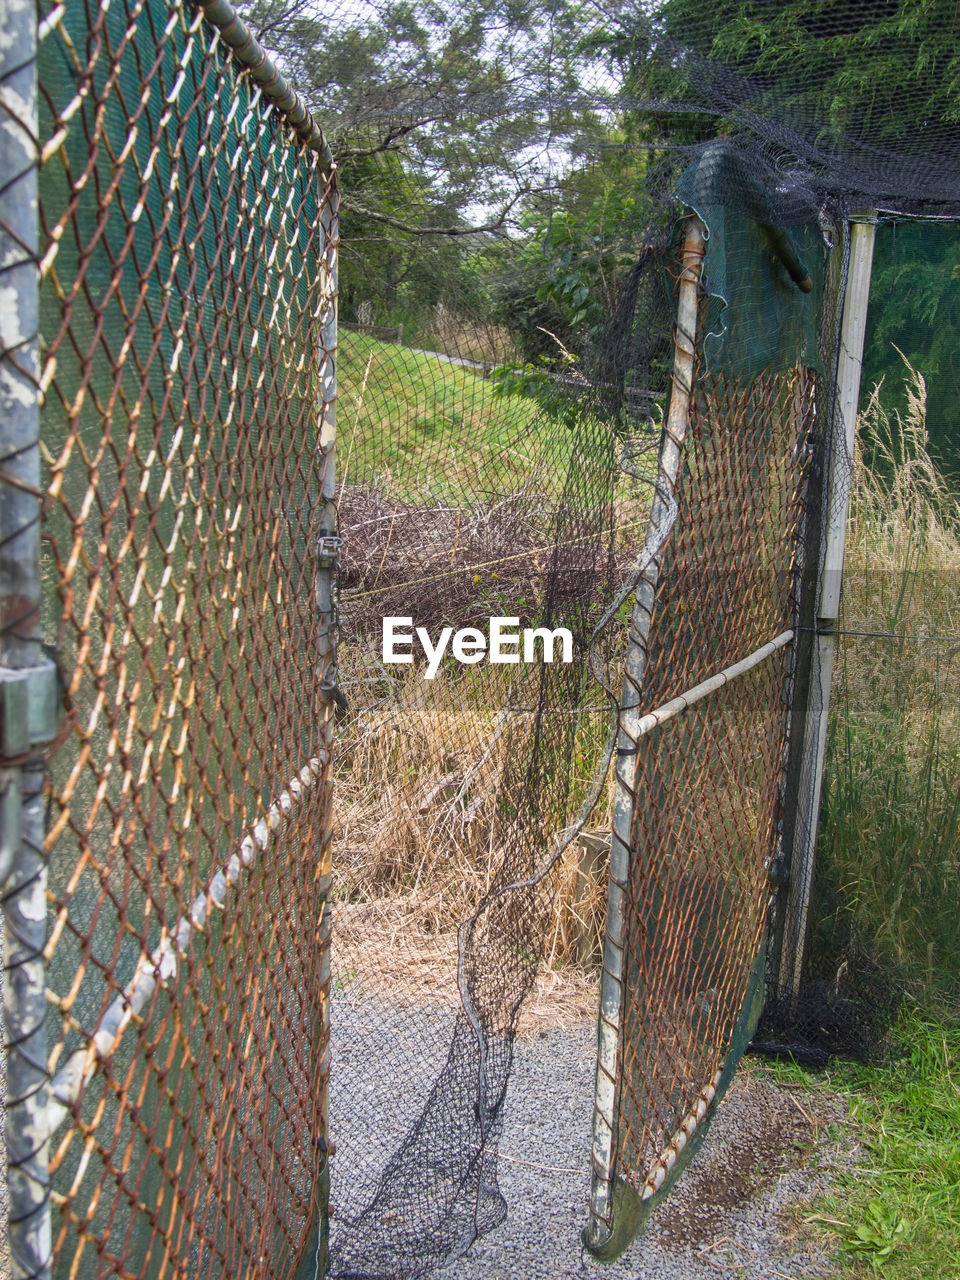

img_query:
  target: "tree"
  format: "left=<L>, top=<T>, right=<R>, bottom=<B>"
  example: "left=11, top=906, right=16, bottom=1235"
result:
left=862, top=220, right=960, bottom=475
left=240, top=0, right=608, bottom=338
left=601, top=0, right=960, bottom=162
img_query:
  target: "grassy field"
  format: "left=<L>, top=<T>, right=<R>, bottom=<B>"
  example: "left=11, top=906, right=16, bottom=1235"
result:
left=337, top=329, right=573, bottom=502
left=766, top=1010, right=960, bottom=1280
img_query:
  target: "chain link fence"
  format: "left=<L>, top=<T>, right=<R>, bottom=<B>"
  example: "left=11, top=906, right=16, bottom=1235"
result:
left=1, top=2, right=338, bottom=1275
left=6, top=1, right=954, bottom=1277
left=584, top=208, right=835, bottom=1257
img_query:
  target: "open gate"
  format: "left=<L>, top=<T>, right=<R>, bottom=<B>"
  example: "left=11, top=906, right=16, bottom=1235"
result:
left=1, top=3, right=337, bottom=1276
left=585, top=187, right=844, bottom=1257
left=3, top=5, right=882, bottom=1275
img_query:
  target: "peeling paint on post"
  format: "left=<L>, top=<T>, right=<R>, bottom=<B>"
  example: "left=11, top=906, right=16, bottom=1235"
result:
left=0, top=3, right=52, bottom=1277
left=776, top=214, right=877, bottom=1004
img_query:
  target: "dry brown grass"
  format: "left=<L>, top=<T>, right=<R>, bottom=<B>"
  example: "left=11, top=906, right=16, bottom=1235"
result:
left=333, top=655, right=613, bottom=974
left=331, top=897, right=600, bottom=1034
left=850, top=369, right=960, bottom=574
left=842, top=366, right=960, bottom=770
left=421, top=303, right=517, bottom=364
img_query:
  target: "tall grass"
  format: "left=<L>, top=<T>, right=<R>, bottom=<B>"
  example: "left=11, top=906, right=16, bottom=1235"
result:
left=333, top=330, right=633, bottom=972
left=332, top=652, right=614, bottom=969
left=760, top=370, right=960, bottom=1279
left=818, top=363, right=960, bottom=1007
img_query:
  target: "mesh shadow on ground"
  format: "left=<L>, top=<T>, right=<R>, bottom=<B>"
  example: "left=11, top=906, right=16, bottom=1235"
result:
left=326, top=976, right=848, bottom=1280
left=369, top=1013, right=848, bottom=1280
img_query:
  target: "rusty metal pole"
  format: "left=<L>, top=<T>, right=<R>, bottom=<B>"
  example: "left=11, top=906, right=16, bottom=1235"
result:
left=584, top=214, right=705, bottom=1255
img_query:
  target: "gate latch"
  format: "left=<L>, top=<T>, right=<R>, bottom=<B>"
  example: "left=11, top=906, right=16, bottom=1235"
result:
left=315, top=533, right=343, bottom=569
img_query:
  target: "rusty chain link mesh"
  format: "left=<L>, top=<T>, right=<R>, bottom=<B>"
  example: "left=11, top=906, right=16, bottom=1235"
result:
left=17, top=2, right=338, bottom=1275
left=608, top=364, right=817, bottom=1208
left=2, top=1, right=955, bottom=1276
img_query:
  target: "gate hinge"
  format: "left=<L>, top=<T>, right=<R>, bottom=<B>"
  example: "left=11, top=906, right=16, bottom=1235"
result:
left=0, top=659, right=61, bottom=758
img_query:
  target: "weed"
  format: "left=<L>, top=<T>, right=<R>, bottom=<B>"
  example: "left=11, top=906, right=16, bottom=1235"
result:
left=771, top=1010, right=960, bottom=1279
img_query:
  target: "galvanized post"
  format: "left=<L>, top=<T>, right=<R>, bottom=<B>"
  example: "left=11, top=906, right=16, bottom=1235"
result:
left=776, top=214, right=877, bottom=1003
left=298, top=172, right=339, bottom=1280
left=0, top=3, right=56, bottom=1276
left=584, top=215, right=705, bottom=1253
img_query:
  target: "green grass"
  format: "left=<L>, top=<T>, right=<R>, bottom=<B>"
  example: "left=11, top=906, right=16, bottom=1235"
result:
left=337, top=329, right=576, bottom=502
left=763, top=1009, right=960, bottom=1279
left=816, top=367, right=960, bottom=1004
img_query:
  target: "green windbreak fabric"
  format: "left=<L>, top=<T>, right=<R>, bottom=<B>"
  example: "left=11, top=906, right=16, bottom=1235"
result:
left=676, top=149, right=829, bottom=381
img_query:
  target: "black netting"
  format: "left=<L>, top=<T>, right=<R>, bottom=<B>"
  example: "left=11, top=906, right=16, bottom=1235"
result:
left=242, top=0, right=958, bottom=1272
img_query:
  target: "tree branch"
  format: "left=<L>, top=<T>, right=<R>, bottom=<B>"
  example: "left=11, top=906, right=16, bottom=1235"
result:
left=346, top=187, right=531, bottom=236
left=250, top=2, right=305, bottom=47
left=336, top=117, right=440, bottom=160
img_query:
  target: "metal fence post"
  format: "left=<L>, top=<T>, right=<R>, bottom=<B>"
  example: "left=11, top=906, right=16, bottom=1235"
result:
left=300, top=174, right=339, bottom=1280
left=1, top=4, right=56, bottom=1275
left=776, top=214, right=877, bottom=1003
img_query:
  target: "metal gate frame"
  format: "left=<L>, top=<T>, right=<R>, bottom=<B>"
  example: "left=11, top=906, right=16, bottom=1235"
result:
left=584, top=213, right=708, bottom=1255
left=583, top=206, right=868, bottom=1260
left=0, top=4, right=338, bottom=1276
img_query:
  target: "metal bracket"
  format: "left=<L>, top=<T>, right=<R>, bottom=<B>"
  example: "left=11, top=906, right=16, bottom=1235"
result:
left=0, top=769, right=21, bottom=885
left=0, top=659, right=60, bottom=758
left=315, top=533, right=342, bottom=569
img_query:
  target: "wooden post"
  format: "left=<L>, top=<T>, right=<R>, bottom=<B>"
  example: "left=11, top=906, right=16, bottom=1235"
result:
left=776, top=214, right=877, bottom=1004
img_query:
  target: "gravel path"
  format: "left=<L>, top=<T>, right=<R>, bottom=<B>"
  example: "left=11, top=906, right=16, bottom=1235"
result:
left=0, top=990, right=845, bottom=1280
left=330, top=1004, right=848, bottom=1280
left=448, top=1023, right=846, bottom=1280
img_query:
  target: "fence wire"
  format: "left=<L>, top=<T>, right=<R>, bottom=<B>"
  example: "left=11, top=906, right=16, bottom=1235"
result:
left=6, top=1, right=953, bottom=1277
left=585, top=334, right=821, bottom=1249
left=2, top=2, right=338, bottom=1276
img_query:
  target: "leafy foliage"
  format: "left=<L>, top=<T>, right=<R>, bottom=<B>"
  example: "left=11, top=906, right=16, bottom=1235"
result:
left=603, top=0, right=960, bottom=155
left=862, top=221, right=960, bottom=477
